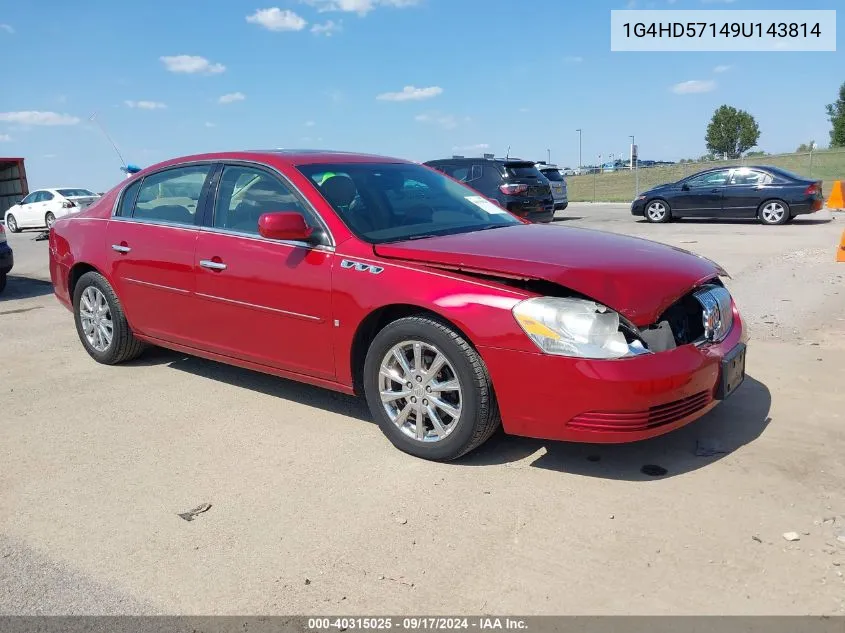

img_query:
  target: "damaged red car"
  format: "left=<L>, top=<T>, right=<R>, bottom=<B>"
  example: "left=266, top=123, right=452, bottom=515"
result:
left=49, top=150, right=747, bottom=461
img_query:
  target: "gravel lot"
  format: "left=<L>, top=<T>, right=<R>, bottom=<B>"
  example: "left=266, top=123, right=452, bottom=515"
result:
left=2, top=204, right=845, bottom=615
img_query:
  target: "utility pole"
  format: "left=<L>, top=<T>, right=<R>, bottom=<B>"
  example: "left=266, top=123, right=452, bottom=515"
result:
left=576, top=129, right=582, bottom=172
left=547, top=148, right=551, bottom=164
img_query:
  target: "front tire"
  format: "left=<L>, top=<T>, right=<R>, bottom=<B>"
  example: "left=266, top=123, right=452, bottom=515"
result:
left=645, top=200, right=671, bottom=223
left=5, top=214, right=20, bottom=233
left=72, top=271, right=145, bottom=364
left=363, top=316, right=501, bottom=461
left=758, top=200, right=790, bottom=225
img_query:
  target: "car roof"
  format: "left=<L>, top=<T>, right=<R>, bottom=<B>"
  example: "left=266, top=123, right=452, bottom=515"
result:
left=425, top=157, right=532, bottom=164
left=137, top=150, right=414, bottom=174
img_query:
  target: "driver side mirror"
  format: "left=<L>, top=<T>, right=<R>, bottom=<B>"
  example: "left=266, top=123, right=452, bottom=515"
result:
left=681, top=184, right=690, bottom=191
left=258, top=212, right=315, bottom=243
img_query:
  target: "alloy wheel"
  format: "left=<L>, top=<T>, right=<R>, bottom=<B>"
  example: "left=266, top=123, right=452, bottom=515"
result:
left=761, top=202, right=786, bottom=224
left=646, top=201, right=667, bottom=221
left=378, top=340, right=463, bottom=442
left=45, top=212, right=56, bottom=228
left=79, top=286, right=114, bottom=352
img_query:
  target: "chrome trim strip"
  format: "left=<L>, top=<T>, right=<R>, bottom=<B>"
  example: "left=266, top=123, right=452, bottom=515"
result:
left=198, top=226, right=335, bottom=252
left=195, top=293, right=322, bottom=322
left=109, top=216, right=201, bottom=232
left=125, top=278, right=190, bottom=295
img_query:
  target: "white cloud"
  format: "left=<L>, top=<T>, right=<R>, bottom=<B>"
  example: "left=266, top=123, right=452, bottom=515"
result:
left=0, top=111, right=80, bottom=125
left=246, top=8, right=307, bottom=31
left=452, top=143, right=489, bottom=152
left=205, top=122, right=216, bottom=128
left=415, top=112, right=458, bottom=130
left=311, top=20, right=342, bottom=36
left=43, top=154, right=58, bottom=159
left=671, top=79, right=717, bottom=94
left=125, top=100, right=167, bottom=110
left=0, top=24, right=14, bottom=34
left=564, top=56, right=583, bottom=63
left=713, top=64, right=733, bottom=73
left=305, top=120, right=316, bottom=127
left=0, top=134, right=11, bottom=142
left=160, top=55, right=226, bottom=74
left=303, top=0, right=420, bottom=16
left=377, top=85, right=443, bottom=102
left=218, top=92, right=246, bottom=104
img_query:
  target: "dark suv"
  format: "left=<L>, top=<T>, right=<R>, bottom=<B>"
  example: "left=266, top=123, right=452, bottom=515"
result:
left=424, top=157, right=555, bottom=223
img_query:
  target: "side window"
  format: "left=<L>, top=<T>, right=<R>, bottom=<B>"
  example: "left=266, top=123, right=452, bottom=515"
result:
left=133, top=165, right=211, bottom=225
left=41, top=191, right=55, bottom=202
left=20, top=192, right=37, bottom=204
left=213, top=165, right=308, bottom=235
left=450, top=166, right=470, bottom=182
left=116, top=180, right=141, bottom=217
left=687, top=170, right=730, bottom=188
left=468, top=164, right=483, bottom=181
left=730, top=170, right=772, bottom=186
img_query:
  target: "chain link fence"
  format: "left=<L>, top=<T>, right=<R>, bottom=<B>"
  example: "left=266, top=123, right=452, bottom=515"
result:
left=566, top=148, right=845, bottom=203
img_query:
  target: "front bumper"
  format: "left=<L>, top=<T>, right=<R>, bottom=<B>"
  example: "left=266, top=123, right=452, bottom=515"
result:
left=479, top=309, right=746, bottom=443
left=631, top=198, right=647, bottom=216
left=0, top=242, right=13, bottom=275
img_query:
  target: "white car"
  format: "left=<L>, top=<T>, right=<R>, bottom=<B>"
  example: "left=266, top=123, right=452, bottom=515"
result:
left=3, top=188, right=100, bottom=232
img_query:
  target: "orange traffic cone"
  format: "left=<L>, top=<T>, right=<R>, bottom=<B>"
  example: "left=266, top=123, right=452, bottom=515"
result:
left=827, top=180, right=845, bottom=210
left=838, top=229, right=845, bottom=263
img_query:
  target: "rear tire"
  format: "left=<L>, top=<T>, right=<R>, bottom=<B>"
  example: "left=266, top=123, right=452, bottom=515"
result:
left=645, top=200, right=671, bottom=223
left=45, top=212, right=56, bottom=228
left=72, top=271, right=145, bottom=365
left=0, top=273, right=6, bottom=294
left=363, top=316, right=501, bottom=461
left=5, top=214, right=20, bottom=233
left=758, top=199, right=790, bottom=225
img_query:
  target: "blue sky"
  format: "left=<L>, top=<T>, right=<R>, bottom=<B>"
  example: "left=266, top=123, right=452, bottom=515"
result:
left=0, top=0, right=841, bottom=191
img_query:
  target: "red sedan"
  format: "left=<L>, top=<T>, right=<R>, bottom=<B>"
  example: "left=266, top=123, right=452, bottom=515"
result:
left=48, top=150, right=747, bottom=461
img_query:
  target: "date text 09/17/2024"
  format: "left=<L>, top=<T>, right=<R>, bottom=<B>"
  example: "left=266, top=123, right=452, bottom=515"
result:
left=307, top=617, right=528, bottom=630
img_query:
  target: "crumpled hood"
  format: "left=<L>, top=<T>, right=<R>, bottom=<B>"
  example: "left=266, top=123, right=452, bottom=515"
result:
left=374, top=224, right=725, bottom=326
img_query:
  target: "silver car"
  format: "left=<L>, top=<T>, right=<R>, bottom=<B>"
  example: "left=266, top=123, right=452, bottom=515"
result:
left=537, top=165, right=568, bottom=211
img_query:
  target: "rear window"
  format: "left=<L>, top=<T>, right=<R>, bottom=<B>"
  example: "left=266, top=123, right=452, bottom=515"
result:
left=57, top=188, right=96, bottom=197
left=504, top=163, right=543, bottom=178
left=540, top=169, right=564, bottom=182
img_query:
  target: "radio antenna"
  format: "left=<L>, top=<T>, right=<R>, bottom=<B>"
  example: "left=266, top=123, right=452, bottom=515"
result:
left=506, top=145, right=511, bottom=159
left=89, top=112, right=127, bottom=169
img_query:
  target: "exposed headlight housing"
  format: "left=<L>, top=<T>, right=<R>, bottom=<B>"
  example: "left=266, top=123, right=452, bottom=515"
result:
left=693, top=284, right=734, bottom=343
left=512, top=297, right=649, bottom=359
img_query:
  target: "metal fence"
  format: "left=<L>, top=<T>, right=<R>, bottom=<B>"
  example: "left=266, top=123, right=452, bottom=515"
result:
left=566, top=148, right=845, bottom=203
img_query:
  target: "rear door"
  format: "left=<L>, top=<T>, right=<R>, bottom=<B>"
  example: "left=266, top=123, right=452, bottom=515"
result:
left=105, top=163, right=214, bottom=345
left=672, top=169, right=730, bottom=216
left=722, top=169, right=773, bottom=218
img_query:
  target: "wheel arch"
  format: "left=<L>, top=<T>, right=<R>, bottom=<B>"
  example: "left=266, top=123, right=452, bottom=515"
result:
left=349, top=303, right=477, bottom=396
left=68, top=262, right=106, bottom=300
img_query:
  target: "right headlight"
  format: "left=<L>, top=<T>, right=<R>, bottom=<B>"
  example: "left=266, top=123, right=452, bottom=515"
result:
left=512, top=297, right=648, bottom=359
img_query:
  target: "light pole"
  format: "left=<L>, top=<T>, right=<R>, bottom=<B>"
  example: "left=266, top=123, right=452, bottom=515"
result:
left=547, top=148, right=551, bottom=164
left=630, top=134, right=639, bottom=196
left=576, top=129, right=582, bottom=172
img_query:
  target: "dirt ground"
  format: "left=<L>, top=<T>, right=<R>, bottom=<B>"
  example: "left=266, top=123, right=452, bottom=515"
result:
left=2, top=205, right=845, bottom=615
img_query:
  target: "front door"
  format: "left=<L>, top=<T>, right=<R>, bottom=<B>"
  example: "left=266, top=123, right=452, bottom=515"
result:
left=18, top=191, right=43, bottom=227
left=104, top=163, right=214, bottom=345
left=673, top=169, right=730, bottom=217
left=191, top=163, right=335, bottom=379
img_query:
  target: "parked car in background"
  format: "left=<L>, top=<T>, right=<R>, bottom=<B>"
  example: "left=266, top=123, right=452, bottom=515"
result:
left=0, top=223, right=13, bottom=293
left=49, top=149, right=746, bottom=461
left=631, top=166, right=825, bottom=225
left=4, top=188, right=101, bottom=232
left=424, top=156, right=554, bottom=223
left=535, top=163, right=568, bottom=211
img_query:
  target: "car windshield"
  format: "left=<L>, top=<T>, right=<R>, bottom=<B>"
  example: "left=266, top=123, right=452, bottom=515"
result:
left=297, top=162, right=522, bottom=243
left=540, top=169, right=564, bottom=182
left=504, top=163, right=543, bottom=178
left=57, top=188, right=97, bottom=197
left=762, top=166, right=803, bottom=181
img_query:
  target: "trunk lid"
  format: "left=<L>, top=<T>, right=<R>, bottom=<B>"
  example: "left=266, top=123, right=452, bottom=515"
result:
left=374, top=224, right=724, bottom=326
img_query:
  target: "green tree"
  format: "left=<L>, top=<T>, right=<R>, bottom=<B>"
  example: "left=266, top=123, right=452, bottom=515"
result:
left=826, top=82, right=845, bottom=147
left=796, top=141, right=815, bottom=153
left=705, top=105, right=761, bottom=159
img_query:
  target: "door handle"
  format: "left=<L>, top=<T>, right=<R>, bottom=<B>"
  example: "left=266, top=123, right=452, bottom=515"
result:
left=111, top=244, right=131, bottom=253
left=711, top=188, right=721, bottom=193
left=199, top=259, right=227, bottom=271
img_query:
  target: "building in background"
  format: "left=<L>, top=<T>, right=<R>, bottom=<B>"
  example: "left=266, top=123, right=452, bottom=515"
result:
left=0, top=158, right=28, bottom=218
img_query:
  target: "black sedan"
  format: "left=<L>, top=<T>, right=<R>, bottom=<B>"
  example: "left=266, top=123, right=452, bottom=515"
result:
left=631, top=166, right=825, bottom=225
